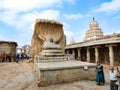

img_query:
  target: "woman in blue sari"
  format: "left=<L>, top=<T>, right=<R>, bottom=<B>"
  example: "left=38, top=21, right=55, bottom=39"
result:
left=96, top=61, right=105, bottom=85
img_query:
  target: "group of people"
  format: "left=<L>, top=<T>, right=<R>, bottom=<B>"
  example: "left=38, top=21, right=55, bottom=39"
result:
left=15, top=53, right=30, bottom=63
left=96, top=61, right=120, bottom=90
left=1, top=52, right=30, bottom=63
left=1, top=52, right=11, bottom=62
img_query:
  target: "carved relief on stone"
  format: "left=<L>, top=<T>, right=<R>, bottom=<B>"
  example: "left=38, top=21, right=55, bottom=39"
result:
left=31, top=19, right=66, bottom=57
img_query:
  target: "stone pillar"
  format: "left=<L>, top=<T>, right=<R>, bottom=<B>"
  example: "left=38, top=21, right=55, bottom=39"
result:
left=87, top=48, right=90, bottom=62
left=106, top=44, right=116, bottom=65
left=95, top=47, right=99, bottom=63
left=77, top=48, right=81, bottom=58
left=108, top=45, right=114, bottom=65
left=72, top=49, right=75, bottom=57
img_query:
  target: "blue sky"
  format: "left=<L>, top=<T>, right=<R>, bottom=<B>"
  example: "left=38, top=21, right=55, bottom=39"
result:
left=0, top=0, right=120, bottom=47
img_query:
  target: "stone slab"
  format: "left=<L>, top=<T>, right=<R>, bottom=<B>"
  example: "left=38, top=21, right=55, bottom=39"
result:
left=34, top=61, right=96, bottom=87
left=34, top=55, right=74, bottom=62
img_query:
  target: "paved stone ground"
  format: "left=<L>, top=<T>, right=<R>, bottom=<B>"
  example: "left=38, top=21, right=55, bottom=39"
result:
left=0, top=60, right=119, bottom=90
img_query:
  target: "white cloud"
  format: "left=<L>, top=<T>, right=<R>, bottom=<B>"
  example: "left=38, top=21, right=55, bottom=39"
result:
left=0, top=8, right=60, bottom=47
left=63, top=22, right=74, bottom=44
left=0, top=0, right=61, bottom=12
left=0, top=0, right=77, bottom=46
left=63, top=13, right=83, bottom=20
left=64, top=30, right=74, bottom=37
left=63, top=22, right=86, bottom=44
left=20, top=9, right=60, bottom=29
left=0, top=9, right=60, bottom=30
left=63, top=23, right=73, bottom=36
left=94, top=0, right=120, bottom=13
left=0, top=0, right=61, bottom=31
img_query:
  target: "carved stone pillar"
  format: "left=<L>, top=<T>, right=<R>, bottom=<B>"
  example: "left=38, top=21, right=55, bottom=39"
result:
left=77, top=48, right=81, bottom=58
left=108, top=45, right=114, bottom=65
left=95, top=47, right=99, bottom=63
left=87, top=48, right=90, bottom=62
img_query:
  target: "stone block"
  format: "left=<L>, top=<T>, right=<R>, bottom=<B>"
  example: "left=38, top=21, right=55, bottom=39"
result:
left=34, top=61, right=96, bottom=87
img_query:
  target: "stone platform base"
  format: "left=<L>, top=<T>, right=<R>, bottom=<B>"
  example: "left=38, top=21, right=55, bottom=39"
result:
left=34, top=61, right=96, bottom=87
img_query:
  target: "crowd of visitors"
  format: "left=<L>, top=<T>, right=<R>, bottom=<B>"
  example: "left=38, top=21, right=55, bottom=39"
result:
left=0, top=52, right=30, bottom=63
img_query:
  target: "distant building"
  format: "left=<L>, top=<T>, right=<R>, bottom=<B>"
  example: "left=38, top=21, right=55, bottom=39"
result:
left=70, top=37, right=75, bottom=44
left=65, top=18, right=120, bottom=65
left=17, top=45, right=31, bottom=57
left=0, top=40, right=17, bottom=62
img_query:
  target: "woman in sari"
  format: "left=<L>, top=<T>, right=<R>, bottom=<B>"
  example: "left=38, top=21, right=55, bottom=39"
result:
left=96, top=61, right=105, bottom=85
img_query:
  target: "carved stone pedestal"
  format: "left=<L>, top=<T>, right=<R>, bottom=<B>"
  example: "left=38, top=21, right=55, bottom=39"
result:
left=34, top=58, right=96, bottom=87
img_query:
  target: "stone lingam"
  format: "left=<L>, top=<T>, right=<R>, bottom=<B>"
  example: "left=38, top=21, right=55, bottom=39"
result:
left=32, top=19, right=96, bottom=87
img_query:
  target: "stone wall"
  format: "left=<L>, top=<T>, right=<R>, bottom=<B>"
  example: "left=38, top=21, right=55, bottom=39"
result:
left=38, top=67, right=95, bottom=86
left=0, top=41, right=17, bottom=62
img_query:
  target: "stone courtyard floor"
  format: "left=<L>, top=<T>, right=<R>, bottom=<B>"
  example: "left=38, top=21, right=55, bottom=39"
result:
left=0, top=60, right=120, bottom=90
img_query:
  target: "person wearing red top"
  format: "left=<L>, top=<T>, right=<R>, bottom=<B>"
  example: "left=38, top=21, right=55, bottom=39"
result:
left=1, top=52, right=6, bottom=62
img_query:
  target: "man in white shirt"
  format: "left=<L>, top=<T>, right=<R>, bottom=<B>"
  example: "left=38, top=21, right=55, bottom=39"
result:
left=109, top=66, right=120, bottom=90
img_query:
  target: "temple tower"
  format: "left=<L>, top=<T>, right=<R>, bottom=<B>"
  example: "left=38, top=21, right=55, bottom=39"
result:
left=84, top=18, right=104, bottom=41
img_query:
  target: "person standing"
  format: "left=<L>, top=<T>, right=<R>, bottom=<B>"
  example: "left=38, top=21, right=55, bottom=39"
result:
left=1, top=52, right=6, bottom=62
left=109, top=66, right=120, bottom=90
left=81, top=56, right=86, bottom=62
left=6, top=53, right=11, bottom=62
left=95, top=61, right=105, bottom=85
left=16, top=53, right=19, bottom=63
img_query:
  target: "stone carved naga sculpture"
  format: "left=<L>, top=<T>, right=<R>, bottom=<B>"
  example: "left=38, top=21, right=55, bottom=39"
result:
left=31, top=19, right=66, bottom=58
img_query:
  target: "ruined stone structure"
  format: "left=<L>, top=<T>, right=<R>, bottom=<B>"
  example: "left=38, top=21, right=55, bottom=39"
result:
left=65, top=18, right=120, bottom=66
left=0, top=41, right=17, bottom=62
left=32, top=19, right=96, bottom=87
